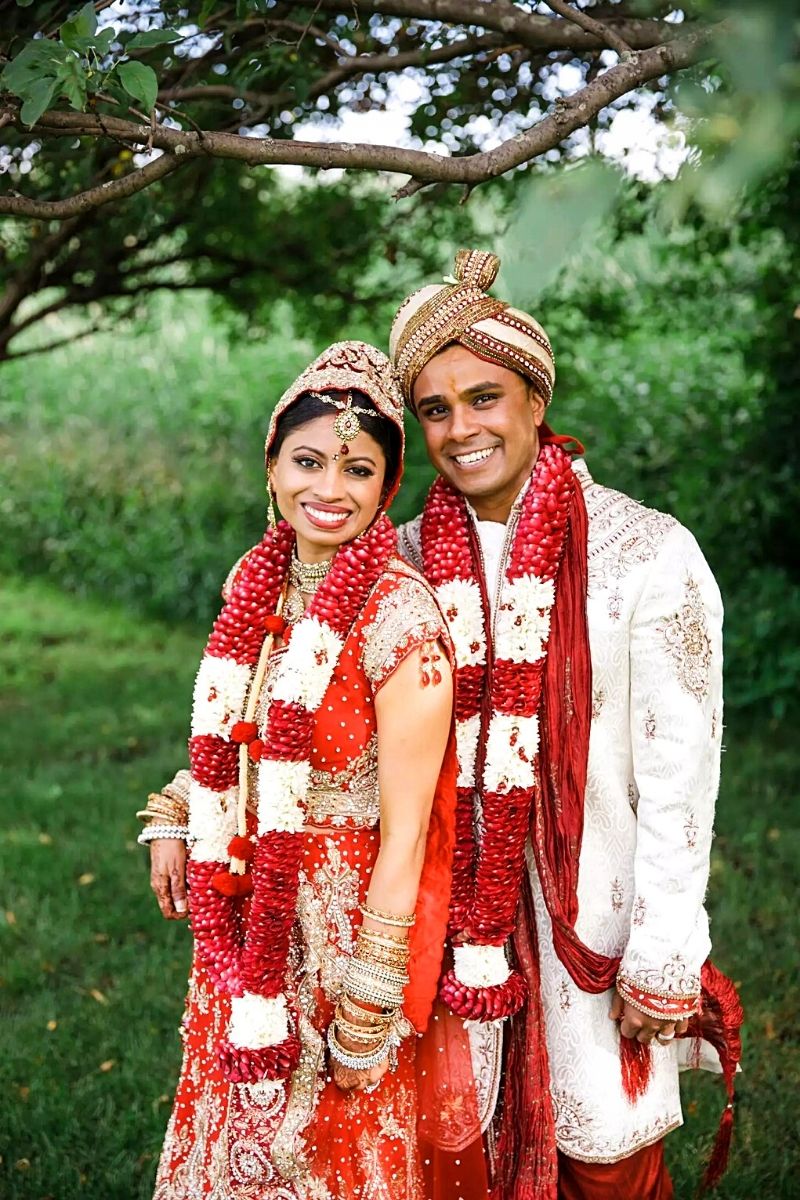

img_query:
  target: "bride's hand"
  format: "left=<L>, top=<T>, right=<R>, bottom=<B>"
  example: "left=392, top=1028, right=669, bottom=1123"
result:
left=331, top=1056, right=390, bottom=1094
left=150, top=838, right=188, bottom=919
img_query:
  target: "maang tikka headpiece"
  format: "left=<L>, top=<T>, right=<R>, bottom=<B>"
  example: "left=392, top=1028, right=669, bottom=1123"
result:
left=320, top=391, right=380, bottom=460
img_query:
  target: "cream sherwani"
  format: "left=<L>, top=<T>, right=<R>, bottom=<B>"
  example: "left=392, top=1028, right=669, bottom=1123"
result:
left=398, top=459, right=724, bottom=1163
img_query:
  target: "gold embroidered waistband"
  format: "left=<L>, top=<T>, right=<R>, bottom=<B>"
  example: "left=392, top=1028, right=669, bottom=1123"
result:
left=305, top=787, right=380, bottom=829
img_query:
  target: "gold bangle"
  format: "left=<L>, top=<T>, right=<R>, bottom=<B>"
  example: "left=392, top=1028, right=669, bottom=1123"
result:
left=358, top=926, right=409, bottom=945
left=360, top=903, right=416, bottom=928
left=339, top=994, right=390, bottom=1025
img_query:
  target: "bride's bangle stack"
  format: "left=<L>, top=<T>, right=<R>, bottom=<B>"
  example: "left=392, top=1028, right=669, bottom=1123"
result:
left=136, top=770, right=192, bottom=845
left=327, top=903, right=415, bottom=1073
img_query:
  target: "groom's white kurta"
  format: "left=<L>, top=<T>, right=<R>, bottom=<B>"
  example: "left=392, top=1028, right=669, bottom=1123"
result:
left=399, top=459, right=724, bottom=1163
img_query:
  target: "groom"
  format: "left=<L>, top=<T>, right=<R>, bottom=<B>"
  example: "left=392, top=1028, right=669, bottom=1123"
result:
left=390, top=250, right=739, bottom=1199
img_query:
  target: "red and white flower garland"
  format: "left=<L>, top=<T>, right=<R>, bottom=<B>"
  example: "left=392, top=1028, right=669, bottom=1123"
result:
left=187, top=516, right=396, bottom=1082
left=422, top=443, right=575, bottom=1021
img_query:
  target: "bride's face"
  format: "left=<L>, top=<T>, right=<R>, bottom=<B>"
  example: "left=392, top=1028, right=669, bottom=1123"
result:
left=269, top=414, right=387, bottom=562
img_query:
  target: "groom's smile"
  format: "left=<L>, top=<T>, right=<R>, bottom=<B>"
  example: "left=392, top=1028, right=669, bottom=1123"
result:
left=413, top=344, right=546, bottom=523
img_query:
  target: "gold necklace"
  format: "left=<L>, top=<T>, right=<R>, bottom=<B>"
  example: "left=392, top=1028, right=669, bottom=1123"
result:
left=285, top=551, right=332, bottom=624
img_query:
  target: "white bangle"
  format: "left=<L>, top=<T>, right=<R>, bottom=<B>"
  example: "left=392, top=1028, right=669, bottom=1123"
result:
left=137, top=824, right=191, bottom=845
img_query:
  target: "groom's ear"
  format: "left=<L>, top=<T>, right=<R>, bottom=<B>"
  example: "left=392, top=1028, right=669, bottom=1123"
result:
left=528, top=385, right=547, bottom=427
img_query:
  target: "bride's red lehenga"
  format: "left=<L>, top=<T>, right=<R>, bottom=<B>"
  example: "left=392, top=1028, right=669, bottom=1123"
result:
left=154, top=562, right=485, bottom=1200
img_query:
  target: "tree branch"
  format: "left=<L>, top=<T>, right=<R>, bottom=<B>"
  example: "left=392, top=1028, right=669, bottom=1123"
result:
left=0, top=150, right=188, bottom=219
left=544, top=0, right=632, bottom=57
left=158, top=32, right=503, bottom=110
left=309, top=1, right=684, bottom=52
left=0, top=22, right=715, bottom=219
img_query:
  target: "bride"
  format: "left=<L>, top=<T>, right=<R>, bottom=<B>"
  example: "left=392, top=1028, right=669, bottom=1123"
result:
left=137, top=341, right=483, bottom=1199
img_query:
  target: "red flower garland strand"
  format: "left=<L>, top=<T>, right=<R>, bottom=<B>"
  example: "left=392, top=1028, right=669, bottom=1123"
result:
left=423, top=444, right=575, bottom=1020
left=187, top=515, right=396, bottom=1081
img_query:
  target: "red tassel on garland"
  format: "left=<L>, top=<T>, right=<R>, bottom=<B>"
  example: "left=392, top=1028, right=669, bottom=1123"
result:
left=619, top=1035, right=653, bottom=1103
left=212, top=870, right=253, bottom=897
left=227, top=835, right=254, bottom=862
left=230, top=721, right=259, bottom=744
left=247, top=738, right=265, bottom=761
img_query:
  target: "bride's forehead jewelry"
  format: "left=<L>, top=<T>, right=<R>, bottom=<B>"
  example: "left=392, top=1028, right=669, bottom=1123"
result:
left=320, top=391, right=381, bottom=460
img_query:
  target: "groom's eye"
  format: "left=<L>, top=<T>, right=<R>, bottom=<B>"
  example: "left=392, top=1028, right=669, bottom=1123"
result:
left=419, top=402, right=448, bottom=420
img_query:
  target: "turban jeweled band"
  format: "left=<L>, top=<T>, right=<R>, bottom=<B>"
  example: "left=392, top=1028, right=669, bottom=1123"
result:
left=389, top=248, right=556, bottom=409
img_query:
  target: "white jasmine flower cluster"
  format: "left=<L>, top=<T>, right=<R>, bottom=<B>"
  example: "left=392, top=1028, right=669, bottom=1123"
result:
left=192, top=656, right=253, bottom=739
left=483, top=713, right=539, bottom=793
left=454, top=944, right=511, bottom=989
left=257, top=760, right=311, bottom=834
left=228, top=992, right=290, bottom=1049
left=495, top=576, right=555, bottom=663
left=456, top=713, right=482, bottom=788
left=271, top=618, right=343, bottom=709
left=189, top=783, right=238, bottom=862
left=436, top=579, right=486, bottom=668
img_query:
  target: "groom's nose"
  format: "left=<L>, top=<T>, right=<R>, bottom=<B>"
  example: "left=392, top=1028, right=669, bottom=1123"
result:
left=446, top=401, right=480, bottom=444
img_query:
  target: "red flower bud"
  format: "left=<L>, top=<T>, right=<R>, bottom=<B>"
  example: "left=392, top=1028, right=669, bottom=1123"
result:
left=212, top=870, right=253, bottom=897
left=231, top=721, right=258, bottom=744
left=227, top=835, right=253, bottom=861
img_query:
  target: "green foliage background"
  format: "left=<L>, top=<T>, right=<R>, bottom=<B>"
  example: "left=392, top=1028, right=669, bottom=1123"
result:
left=1, top=158, right=797, bottom=716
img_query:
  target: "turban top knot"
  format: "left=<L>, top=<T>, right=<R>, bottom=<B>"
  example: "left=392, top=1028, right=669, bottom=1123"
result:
left=389, top=247, right=555, bottom=411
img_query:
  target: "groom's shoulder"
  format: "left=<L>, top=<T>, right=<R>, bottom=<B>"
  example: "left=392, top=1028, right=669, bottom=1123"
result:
left=395, top=515, right=424, bottom=573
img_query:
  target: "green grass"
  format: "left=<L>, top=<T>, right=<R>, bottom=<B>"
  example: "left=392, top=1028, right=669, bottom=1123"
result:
left=0, top=577, right=797, bottom=1198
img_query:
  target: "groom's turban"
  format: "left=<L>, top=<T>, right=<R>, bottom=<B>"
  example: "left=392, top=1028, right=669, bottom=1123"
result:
left=389, top=248, right=555, bottom=410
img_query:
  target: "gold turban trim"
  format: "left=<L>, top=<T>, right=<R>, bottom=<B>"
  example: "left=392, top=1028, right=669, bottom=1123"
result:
left=389, top=248, right=555, bottom=410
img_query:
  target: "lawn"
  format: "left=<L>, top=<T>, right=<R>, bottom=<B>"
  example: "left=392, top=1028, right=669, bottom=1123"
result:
left=0, top=577, right=797, bottom=1198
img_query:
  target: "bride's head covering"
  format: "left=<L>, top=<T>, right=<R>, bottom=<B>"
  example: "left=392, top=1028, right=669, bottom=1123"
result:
left=265, top=340, right=406, bottom=508
left=389, top=248, right=556, bottom=412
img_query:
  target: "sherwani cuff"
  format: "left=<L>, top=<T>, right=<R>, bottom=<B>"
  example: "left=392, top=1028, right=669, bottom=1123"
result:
left=616, top=969, right=701, bottom=1021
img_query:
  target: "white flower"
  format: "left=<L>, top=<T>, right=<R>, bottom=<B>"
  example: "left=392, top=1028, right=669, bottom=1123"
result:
left=271, top=617, right=343, bottom=710
left=494, top=576, right=555, bottom=664
left=454, top=944, right=511, bottom=988
left=483, top=713, right=539, bottom=793
left=257, top=759, right=310, bottom=834
left=191, top=656, right=253, bottom=739
left=228, top=992, right=290, bottom=1049
left=435, top=579, right=486, bottom=669
left=189, top=783, right=238, bottom=862
left=455, top=714, right=481, bottom=788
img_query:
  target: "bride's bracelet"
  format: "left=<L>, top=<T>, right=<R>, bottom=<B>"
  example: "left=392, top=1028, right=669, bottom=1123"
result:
left=360, top=903, right=416, bottom=929
left=137, top=824, right=191, bottom=845
left=327, top=1022, right=400, bottom=1072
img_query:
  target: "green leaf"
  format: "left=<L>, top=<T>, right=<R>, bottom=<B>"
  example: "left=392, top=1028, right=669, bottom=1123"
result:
left=116, top=61, right=159, bottom=113
left=1, top=40, right=67, bottom=95
left=94, top=28, right=116, bottom=54
left=19, top=76, right=58, bottom=127
left=126, top=29, right=182, bottom=51
left=54, top=55, right=88, bottom=111
left=60, top=2, right=98, bottom=51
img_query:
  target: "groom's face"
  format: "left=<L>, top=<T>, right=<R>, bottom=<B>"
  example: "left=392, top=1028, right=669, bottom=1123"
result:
left=413, top=344, right=545, bottom=521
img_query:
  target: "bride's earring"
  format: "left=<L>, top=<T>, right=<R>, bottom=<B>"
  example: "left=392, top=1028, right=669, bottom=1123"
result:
left=266, top=464, right=277, bottom=530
